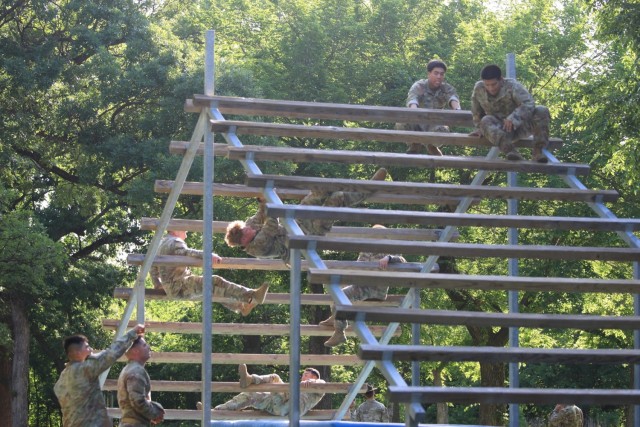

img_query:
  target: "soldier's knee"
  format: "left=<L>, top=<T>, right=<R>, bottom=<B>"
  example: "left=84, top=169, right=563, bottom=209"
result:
left=534, top=106, right=550, bottom=121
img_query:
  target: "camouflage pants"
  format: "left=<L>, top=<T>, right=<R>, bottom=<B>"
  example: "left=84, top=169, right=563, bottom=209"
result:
left=333, top=284, right=389, bottom=333
left=479, top=106, right=550, bottom=150
left=215, top=374, right=288, bottom=415
left=397, top=122, right=450, bottom=151
left=164, top=274, right=252, bottom=313
left=298, top=190, right=367, bottom=235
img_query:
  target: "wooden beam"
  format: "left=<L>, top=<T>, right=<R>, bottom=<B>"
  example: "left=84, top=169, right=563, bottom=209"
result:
left=113, top=288, right=406, bottom=306
left=308, top=271, right=640, bottom=293
left=190, top=94, right=474, bottom=127
left=154, top=180, right=467, bottom=206
left=213, top=120, right=564, bottom=151
left=117, top=352, right=362, bottom=366
left=108, top=407, right=335, bottom=420
left=386, top=386, right=640, bottom=405
left=247, top=174, right=619, bottom=203
left=359, top=344, right=640, bottom=364
left=335, top=306, right=640, bottom=330
left=290, top=237, right=640, bottom=262
left=266, top=204, right=640, bottom=232
left=139, top=217, right=453, bottom=241
left=101, top=319, right=400, bottom=337
left=102, top=379, right=364, bottom=393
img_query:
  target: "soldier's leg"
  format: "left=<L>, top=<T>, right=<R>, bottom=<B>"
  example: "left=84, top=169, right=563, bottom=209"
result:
left=177, top=275, right=204, bottom=299
left=479, top=115, right=523, bottom=161
left=213, top=392, right=253, bottom=410
left=405, top=123, right=425, bottom=154
left=330, top=168, right=388, bottom=208
left=424, top=124, right=449, bottom=156
left=298, top=191, right=331, bottom=235
left=213, top=276, right=269, bottom=315
left=531, top=106, right=550, bottom=163
left=252, top=392, right=288, bottom=416
left=325, top=285, right=363, bottom=347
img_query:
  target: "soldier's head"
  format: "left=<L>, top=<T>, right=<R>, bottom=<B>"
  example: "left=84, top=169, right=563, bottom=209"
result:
left=365, top=384, right=378, bottom=399
left=480, top=64, right=503, bottom=96
left=302, top=367, right=321, bottom=381
left=426, top=59, right=447, bottom=90
left=125, top=336, right=151, bottom=364
left=168, top=230, right=187, bottom=240
left=63, top=335, right=92, bottom=362
left=225, top=221, right=256, bottom=247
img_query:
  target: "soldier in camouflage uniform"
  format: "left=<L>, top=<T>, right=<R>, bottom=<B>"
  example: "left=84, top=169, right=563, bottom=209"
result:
left=398, top=59, right=461, bottom=155
left=225, top=168, right=388, bottom=265
left=117, top=337, right=164, bottom=426
left=470, top=64, right=550, bottom=163
left=322, top=226, right=406, bottom=347
left=212, top=365, right=325, bottom=417
left=350, top=384, right=390, bottom=423
left=150, top=230, right=269, bottom=316
left=54, top=324, right=145, bottom=427
left=548, top=403, right=583, bottom=427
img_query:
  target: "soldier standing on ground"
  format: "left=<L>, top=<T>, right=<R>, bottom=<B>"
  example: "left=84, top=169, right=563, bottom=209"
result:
left=117, top=336, right=164, bottom=426
left=399, top=59, right=461, bottom=155
left=350, top=384, right=390, bottom=423
left=469, top=64, right=551, bottom=163
left=54, top=325, right=145, bottom=427
left=150, top=230, right=269, bottom=316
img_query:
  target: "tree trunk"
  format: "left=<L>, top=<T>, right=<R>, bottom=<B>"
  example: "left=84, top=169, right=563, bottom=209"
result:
left=0, top=340, right=11, bottom=427
left=478, top=362, right=506, bottom=426
left=11, top=298, right=30, bottom=427
left=433, top=366, right=449, bottom=424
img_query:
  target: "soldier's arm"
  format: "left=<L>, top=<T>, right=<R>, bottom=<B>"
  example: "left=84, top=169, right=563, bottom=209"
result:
left=406, top=81, right=424, bottom=108
left=470, top=83, right=485, bottom=134
left=150, top=266, right=162, bottom=289
left=507, top=82, right=535, bottom=129
left=246, top=200, right=267, bottom=229
left=85, top=328, right=140, bottom=376
left=124, top=372, right=165, bottom=421
left=444, top=84, right=461, bottom=110
left=382, top=406, right=390, bottom=423
left=172, top=239, right=204, bottom=260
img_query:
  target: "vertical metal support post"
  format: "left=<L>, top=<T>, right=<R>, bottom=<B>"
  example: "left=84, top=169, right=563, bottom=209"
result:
left=201, top=29, right=215, bottom=427
left=634, top=262, right=640, bottom=427
left=411, top=288, right=420, bottom=386
left=505, top=53, right=520, bottom=427
left=289, top=248, right=302, bottom=427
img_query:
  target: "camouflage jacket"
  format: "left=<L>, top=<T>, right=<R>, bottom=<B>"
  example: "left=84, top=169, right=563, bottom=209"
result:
left=54, top=328, right=139, bottom=427
left=117, top=361, right=164, bottom=426
left=150, top=235, right=203, bottom=288
left=244, top=202, right=289, bottom=264
left=351, top=399, right=390, bottom=423
left=299, top=379, right=325, bottom=416
left=406, top=80, right=459, bottom=109
left=357, top=252, right=405, bottom=264
left=549, top=405, right=583, bottom=427
left=471, top=78, right=535, bottom=130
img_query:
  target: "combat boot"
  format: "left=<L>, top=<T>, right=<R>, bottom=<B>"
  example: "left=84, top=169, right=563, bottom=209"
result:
left=405, top=143, right=424, bottom=154
left=532, top=144, right=548, bottom=163
left=498, top=139, right=523, bottom=161
left=371, top=167, right=387, bottom=181
left=319, top=314, right=335, bottom=327
left=426, top=144, right=443, bottom=156
left=324, top=330, right=347, bottom=347
left=239, top=364, right=254, bottom=388
left=240, top=283, right=270, bottom=316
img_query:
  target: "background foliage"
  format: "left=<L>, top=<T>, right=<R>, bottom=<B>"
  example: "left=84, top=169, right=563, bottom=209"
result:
left=0, top=0, right=638, bottom=425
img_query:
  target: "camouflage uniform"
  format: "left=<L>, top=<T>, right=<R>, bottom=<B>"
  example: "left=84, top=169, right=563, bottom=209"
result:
left=298, top=190, right=368, bottom=236
left=471, top=78, right=550, bottom=152
left=404, top=79, right=460, bottom=132
left=332, top=252, right=406, bottom=334
left=548, top=404, right=583, bottom=427
left=214, top=373, right=325, bottom=416
left=117, top=360, right=164, bottom=426
left=351, top=398, right=390, bottom=423
left=54, top=328, right=139, bottom=427
left=150, top=234, right=252, bottom=313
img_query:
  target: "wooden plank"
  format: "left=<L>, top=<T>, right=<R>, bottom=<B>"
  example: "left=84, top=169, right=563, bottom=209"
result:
left=191, top=94, right=474, bottom=127
left=386, top=386, right=640, bottom=405
left=126, top=253, right=430, bottom=273
left=226, top=144, right=573, bottom=174
left=139, top=217, right=453, bottom=241
left=311, top=270, right=640, bottom=294
left=102, top=379, right=363, bottom=393
left=101, top=319, right=400, bottom=337
left=247, top=174, right=619, bottom=203
left=290, top=237, right=640, bottom=262
left=154, top=179, right=467, bottom=206
left=359, top=344, right=640, bottom=364
left=117, top=352, right=362, bottom=365
left=108, top=407, right=335, bottom=420
left=214, top=120, right=564, bottom=151
left=335, top=306, right=640, bottom=330
left=267, top=205, right=640, bottom=232
left=113, top=288, right=406, bottom=306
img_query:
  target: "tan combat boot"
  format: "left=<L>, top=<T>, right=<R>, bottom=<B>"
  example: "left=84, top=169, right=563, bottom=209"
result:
left=532, top=144, right=548, bottom=163
left=426, top=144, right=443, bottom=156
left=405, top=143, right=424, bottom=154
left=324, top=330, right=347, bottom=348
left=371, top=167, right=387, bottom=181
left=239, top=364, right=253, bottom=388
left=319, top=314, right=335, bottom=327
left=240, top=282, right=270, bottom=317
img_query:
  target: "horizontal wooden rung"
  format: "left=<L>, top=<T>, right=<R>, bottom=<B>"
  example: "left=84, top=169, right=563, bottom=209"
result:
left=102, top=379, right=363, bottom=393
left=214, top=120, right=564, bottom=151
left=101, top=319, right=400, bottom=337
left=267, top=204, right=640, bottom=232
left=386, top=386, right=640, bottom=405
left=359, top=344, right=640, bottom=364
left=113, top=288, right=406, bottom=307
left=247, top=174, right=618, bottom=203
left=108, top=407, right=335, bottom=420
left=291, top=237, right=640, bottom=262
left=335, top=306, right=640, bottom=330
left=117, top=352, right=361, bottom=366
left=309, top=270, right=640, bottom=293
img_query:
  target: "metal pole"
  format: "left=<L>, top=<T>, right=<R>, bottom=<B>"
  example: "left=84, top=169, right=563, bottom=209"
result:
left=505, top=52, right=520, bottom=427
left=289, top=248, right=302, bottom=427
left=201, top=29, right=215, bottom=427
